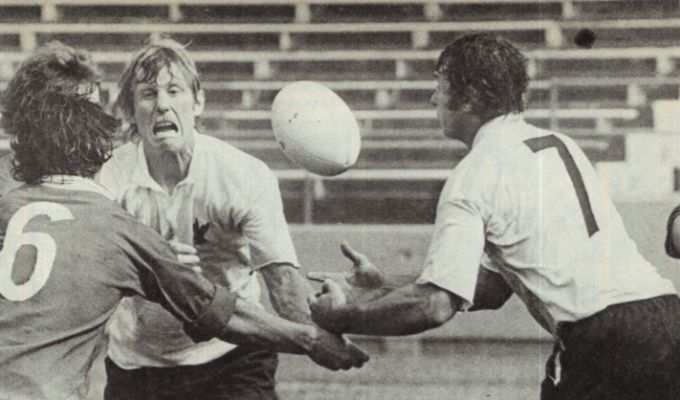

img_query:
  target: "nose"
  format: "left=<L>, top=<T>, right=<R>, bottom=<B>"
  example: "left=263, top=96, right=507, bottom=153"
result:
left=156, top=91, right=170, bottom=114
left=430, top=91, right=437, bottom=107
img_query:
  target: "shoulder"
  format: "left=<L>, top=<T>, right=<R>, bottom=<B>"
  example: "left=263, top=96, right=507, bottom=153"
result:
left=196, top=134, right=277, bottom=182
left=110, top=141, right=138, bottom=163
left=98, top=141, right=139, bottom=191
left=101, top=141, right=138, bottom=174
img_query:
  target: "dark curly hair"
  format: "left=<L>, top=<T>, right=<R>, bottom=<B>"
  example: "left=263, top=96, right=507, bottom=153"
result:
left=435, top=33, right=530, bottom=123
left=1, top=41, right=118, bottom=184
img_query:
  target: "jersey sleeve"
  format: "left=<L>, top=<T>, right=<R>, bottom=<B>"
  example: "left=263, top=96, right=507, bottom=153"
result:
left=665, top=204, right=680, bottom=258
left=119, top=216, right=237, bottom=342
left=416, top=151, right=503, bottom=308
left=239, top=169, right=300, bottom=269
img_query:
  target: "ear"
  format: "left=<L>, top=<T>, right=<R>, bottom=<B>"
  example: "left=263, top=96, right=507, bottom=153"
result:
left=193, top=89, right=205, bottom=117
left=462, top=86, right=480, bottom=108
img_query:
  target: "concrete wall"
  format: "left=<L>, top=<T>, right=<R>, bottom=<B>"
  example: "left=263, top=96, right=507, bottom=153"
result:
left=287, top=200, right=680, bottom=341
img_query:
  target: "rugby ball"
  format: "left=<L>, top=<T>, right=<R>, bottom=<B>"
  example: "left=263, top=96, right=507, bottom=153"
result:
left=271, top=81, right=361, bottom=176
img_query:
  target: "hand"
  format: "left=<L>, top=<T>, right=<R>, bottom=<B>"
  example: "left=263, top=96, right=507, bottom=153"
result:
left=307, top=242, right=384, bottom=303
left=168, top=240, right=202, bottom=273
left=308, top=279, right=353, bottom=334
left=307, top=328, right=370, bottom=371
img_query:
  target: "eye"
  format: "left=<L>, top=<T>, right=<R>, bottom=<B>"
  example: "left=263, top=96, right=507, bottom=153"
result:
left=168, top=86, right=182, bottom=95
left=140, top=89, right=156, bottom=99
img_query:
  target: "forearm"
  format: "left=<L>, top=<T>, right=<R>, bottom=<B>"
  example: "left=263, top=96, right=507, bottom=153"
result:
left=217, top=298, right=318, bottom=354
left=344, top=283, right=461, bottom=336
left=261, top=263, right=315, bottom=324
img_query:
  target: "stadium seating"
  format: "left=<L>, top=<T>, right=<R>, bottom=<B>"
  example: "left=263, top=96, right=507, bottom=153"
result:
left=0, top=0, right=678, bottom=226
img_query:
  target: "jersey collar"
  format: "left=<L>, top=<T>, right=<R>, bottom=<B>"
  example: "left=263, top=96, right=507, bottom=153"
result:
left=472, top=113, right=525, bottom=149
left=42, top=175, right=117, bottom=200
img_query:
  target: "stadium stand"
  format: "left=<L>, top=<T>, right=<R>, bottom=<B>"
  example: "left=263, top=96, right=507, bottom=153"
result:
left=2, top=0, right=680, bottom=356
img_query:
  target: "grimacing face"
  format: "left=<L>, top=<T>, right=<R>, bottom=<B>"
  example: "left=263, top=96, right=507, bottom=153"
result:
left=132, top=64, right=204, bottom=155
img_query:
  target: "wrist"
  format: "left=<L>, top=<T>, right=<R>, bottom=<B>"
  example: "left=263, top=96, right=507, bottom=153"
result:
left=298, top=324, right=319, bottom=353
left=327, top=304, right=355, bottom=334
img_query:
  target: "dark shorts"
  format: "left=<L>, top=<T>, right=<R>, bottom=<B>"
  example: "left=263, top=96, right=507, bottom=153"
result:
left=104, top=346, right=279, bottom=400
left=541, top=295, right=680, bottom=400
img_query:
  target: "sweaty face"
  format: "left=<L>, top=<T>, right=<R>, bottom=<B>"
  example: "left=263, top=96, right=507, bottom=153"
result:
left=132, top=64, right=204, bottom=155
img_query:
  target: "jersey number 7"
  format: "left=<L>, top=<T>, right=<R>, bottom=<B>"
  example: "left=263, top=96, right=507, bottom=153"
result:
left=524, top=135, right=599, bottom=237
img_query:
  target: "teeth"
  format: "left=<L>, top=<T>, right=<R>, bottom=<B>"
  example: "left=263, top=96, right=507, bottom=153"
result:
left=153, top=122, right=177, bottom=134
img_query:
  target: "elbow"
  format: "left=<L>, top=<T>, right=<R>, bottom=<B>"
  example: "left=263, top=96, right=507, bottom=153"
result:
left=422, top=290, right=457, bottom=329
left=483, top=300, right=506, bottom=311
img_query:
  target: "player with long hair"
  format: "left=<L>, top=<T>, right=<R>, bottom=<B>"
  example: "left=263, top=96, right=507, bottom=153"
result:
left=309, top=33, right=680, bottom=400
left=0, top=40, right=237, bottom=400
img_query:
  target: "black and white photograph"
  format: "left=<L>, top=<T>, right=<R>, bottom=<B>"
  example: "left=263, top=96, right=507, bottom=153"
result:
left=1, top=1, right=680, bottom=399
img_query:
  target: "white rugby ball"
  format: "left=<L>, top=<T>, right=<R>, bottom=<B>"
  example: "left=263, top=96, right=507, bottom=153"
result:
left=271, top=81, right=361, bottom=176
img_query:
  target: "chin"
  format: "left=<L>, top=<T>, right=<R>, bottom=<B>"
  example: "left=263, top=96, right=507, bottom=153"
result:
left=441, top=129, right=459, bottom=141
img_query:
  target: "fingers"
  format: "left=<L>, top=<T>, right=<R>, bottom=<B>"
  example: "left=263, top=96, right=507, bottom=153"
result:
left=341, top=242, right=372, bottom=270
left=307, top=271, right=334, bottom=282
left=168, top=240, right=197, bottom=255
left=308, top=281, right=350, bottom=334
left=340, top=242, right=362, bottom=265
left=308, top=279, right=347, bottom=307
left=307, top=286, right=325, bottom=305
left=323, top=279, right=347, bottom=304
left=348, top=342, right=371, bottom=365
left=169, top=240, right=200, bottom=266
left=177, top=254, right=200, bottom=265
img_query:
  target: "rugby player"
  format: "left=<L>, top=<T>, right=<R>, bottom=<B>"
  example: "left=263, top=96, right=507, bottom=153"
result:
left=309, top=33, right=680, bottom=400
left=97, top=39, right=367, bottom=400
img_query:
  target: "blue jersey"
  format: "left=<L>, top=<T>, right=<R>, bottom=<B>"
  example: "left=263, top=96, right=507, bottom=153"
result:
left=0, top=179, right=235, bottom=400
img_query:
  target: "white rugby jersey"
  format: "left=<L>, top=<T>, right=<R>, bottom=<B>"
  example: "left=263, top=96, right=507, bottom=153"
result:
left=417, top=115, right=675, bottom=334
left=98, top=132, right=299, bottom=368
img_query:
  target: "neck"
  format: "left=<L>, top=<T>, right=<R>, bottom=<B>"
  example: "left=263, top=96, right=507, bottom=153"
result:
left=459, top=115, right=486, bottom=149
left=144, top=147, right=193, bottom=195
left=460, top=130, right=478, bottom=149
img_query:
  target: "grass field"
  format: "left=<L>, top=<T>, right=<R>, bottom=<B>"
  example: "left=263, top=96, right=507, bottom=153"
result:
left=88, top=339, right=553, bottom=400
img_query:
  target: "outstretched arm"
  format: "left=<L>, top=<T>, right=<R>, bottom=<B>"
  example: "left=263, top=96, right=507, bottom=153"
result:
left=310, top=279, right=462, bottom=336
left=307, top=243, right=462, bottom=336
left=307, top=243, right=513, bottom=335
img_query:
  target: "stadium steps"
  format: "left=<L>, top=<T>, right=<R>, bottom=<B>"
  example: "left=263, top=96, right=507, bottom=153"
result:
left=3, top=43, right=680, bottom=81
left=0, top=0, right=676, bottom=24
left=3, top=18, right=680, bottom=54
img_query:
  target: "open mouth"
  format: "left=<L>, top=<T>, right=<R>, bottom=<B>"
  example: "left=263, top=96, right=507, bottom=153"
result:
left=153, top=121, right=178, bottom=136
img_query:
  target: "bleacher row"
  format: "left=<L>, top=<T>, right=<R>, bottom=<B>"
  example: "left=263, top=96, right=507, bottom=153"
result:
left=0, top=0, right=676, bottom=224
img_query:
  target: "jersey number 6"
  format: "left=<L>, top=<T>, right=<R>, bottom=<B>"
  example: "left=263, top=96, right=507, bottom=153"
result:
left=524, top=135, right=599, bottom=237
left=0, top=202, right=74, bottom=301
